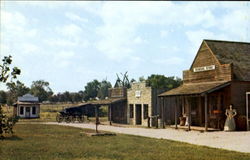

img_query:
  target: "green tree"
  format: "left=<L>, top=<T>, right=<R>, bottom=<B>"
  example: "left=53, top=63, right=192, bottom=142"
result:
left=83, top=80, right=101, bottom=101
left=97, top=80, right=112, bottom=99
left=0, top=55, right=20, bottom=139
left=139, top=76, right=145, bottom=82
left=6, top=80, right=30, bottom=105
left=146, top=74, right=182, bottom=90
left=30, top=80, right=53, bottom=102
left=0, top=91, right=7, bottom=104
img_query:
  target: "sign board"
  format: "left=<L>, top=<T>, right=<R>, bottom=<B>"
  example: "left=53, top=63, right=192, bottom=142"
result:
left=193, top=65, right=215, bottom=72
left=135, top=91, right=141, bottom=98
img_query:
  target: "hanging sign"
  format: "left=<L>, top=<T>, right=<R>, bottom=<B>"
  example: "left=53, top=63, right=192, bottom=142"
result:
left=193, top=65, right=215, bottom=72
left=135, top=91, right=141, bottom=98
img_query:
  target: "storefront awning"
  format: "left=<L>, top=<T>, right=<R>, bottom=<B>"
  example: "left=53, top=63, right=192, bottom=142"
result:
left=159, top=81, right=231, bottom=97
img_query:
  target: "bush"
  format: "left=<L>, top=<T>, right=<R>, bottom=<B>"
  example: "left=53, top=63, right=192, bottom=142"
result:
left=0, top=106, right=19, bottom=139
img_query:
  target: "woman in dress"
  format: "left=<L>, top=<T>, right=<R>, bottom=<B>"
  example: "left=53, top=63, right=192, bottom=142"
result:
left=224, top=105, right=237, bottom=131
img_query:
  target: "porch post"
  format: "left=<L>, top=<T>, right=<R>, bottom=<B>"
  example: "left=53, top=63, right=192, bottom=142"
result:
left=188, top=96, right=191, bottom=131
left=246, top=92, right=249, bottom=131
left=175, top=96, right=178, bottom=129
left=95, top=106, right=99, bottom=133
left=109, top=104, right=112, bottom=125
left=205, top=94, right=208, bottom=131
left=162, top=97, right=165, bottom=129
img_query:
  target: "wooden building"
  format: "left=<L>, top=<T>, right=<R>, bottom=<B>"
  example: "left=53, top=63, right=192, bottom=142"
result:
left=13, top=94, right=40, bottom=118
left=127, top=82, right=166, bottom=126
left=107, top=87, right=127, bottom=124
left=159, top=40, right=250, bottom=131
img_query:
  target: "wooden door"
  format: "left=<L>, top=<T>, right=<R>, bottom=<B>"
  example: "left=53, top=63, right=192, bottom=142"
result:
left=25, top=107, right=31, bottom=118
left=136, top=104, right=142, bottom=125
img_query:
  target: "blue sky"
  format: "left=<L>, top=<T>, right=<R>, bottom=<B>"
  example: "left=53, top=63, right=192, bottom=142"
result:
left=1, top=1, right=250, bottom=93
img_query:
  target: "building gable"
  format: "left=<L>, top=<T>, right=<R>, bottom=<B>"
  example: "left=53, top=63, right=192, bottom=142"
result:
left=205, top=40, right=250, bottom=81
left=190, top=41, right=221, bottom=70
left=183, top=41, right=233, bottom=83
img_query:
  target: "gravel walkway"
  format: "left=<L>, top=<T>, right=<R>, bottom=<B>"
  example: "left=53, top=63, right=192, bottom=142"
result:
left=46, top=122, right=250, bottom=153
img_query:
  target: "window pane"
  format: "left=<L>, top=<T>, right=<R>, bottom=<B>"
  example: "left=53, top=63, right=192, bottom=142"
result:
left=32, top=107, right=36, bottom=114
left=20, top=106, right=24, bottom=115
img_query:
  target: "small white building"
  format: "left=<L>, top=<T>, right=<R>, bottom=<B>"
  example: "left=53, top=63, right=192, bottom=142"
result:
left=14, top=94, right=40, bottom=118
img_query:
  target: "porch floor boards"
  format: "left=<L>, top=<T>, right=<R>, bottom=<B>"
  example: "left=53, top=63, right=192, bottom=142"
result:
left=170, top=125, right=220, bottom=132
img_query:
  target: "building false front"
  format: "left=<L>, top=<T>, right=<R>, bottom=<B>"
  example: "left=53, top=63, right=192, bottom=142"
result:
left=159, top=40, right=250, bottom=131
left=13, top=94, right=40, bottom=118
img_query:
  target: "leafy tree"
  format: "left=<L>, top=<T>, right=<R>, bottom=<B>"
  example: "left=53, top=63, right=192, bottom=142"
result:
left=0, top=56, right=20, bottom=83
left=50, top=91, right=84, bottom=103
left=6, top=80, right=30, bottom=105
left=71, top=91, right=84, bottom=102
left=30, top=80, right=53, bottom=102
left=146, top=74, right=182, bottom=90
left=0, top=55, right=20, bottom=139
left=130, top=78, right=136, bottom=83
left=139, top=76, right=145, bottom=82
left=97, top=80, right=112, bottom=99
left=83, top=80, right=101, bottom=101
left=0, top=91, right=7, bottom=104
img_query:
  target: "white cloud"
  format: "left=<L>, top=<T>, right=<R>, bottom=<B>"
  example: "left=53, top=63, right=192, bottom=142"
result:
left=58, top=51, right=75, bottom=59
left=219, top=9, right=250, bottom=40
left=160, top=30, right=169, bottom=38
left=153, top=57, right=184, bottom=65
left=65, top=12, right=88, bottom=23
left=185, top=29, right=229, bottom=55
left=133, top=36, right=147, bottom=44
left=56, top=24, right=83, bottom=38
left=21, top=43, right=40, bottom=54
left=95, top=2, right=227, bottom=60
left=54, top=51, right=75, bottom=68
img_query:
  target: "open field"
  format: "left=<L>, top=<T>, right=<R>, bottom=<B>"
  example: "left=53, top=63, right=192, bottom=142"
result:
left=1, top=124, right=250, bottom=160
left=2, top=104, right=108, bottom=122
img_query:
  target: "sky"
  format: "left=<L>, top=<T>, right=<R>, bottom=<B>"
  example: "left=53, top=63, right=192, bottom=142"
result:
left=1, top=1, right=250, bottom=93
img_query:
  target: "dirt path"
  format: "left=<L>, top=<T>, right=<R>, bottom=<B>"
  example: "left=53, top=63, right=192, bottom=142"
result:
left=46, top=122, right=250, bottom=153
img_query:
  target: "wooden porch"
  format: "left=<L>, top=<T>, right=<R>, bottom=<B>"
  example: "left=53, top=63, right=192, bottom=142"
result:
left=169, top=125, right=220, bottom=132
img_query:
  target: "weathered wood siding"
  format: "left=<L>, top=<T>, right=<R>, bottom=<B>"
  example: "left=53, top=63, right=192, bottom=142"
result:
left=110, top=101, right=128, bottom=124
left=231, top=81, right=250, bottom=115
left=183, top=42, right=233, bottom=83
left=108, top=87, right=127, bottom=98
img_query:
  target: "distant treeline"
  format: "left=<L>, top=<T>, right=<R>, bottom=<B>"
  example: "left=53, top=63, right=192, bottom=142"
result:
left=0, top=74, right=182, bottom=105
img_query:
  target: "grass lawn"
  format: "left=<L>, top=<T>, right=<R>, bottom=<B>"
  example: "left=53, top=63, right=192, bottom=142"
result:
left=1, top=124, right=250, bottom=160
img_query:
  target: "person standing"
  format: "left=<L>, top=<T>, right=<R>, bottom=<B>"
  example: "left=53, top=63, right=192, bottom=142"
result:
left=224, top=105, right=237, bottom=131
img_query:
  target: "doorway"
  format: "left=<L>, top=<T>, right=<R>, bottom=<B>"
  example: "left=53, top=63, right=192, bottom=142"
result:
left=25, top=107, right=31, bottom=118
left=136, top=104, right=142, bottom=125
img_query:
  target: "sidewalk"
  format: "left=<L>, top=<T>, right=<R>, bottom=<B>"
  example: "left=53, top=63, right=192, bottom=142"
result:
left=46, top=122, right=250, bottom=153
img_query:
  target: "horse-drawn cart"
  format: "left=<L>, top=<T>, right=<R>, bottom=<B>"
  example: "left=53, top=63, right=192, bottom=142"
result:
left=56, top=106, right=85, bottom=123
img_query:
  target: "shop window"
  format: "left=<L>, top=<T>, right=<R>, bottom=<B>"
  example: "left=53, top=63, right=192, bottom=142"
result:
left=20, top=106, right=24, bottom=115
left=144, top=104, right=149, bottom=119
left=129, top=104, right=134, bottom=118
left=32, top=106, right=36, bottom=115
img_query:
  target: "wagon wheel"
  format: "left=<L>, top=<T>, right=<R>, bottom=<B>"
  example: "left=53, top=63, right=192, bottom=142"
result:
left=65, top=116, right=72, bottom=123
left=78, top=115, right=84, bottom=123
left=56, top=114, right=63, bottom=123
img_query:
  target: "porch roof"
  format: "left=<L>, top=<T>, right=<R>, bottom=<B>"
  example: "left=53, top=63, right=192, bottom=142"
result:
left=159, top=81, right=231, bottom=97
left=90, top=97, right=127, bottom=105
left=72, top=97, right=127, bottom=108
left=13, top=101, right=40, bottom=106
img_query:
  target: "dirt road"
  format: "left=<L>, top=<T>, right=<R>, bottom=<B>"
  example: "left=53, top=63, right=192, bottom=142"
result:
left=46, top=122, right=250, bottom=153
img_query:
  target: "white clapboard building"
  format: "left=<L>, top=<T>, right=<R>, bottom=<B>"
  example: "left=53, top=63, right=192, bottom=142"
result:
left=14, top=94, right=40, bottom=118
